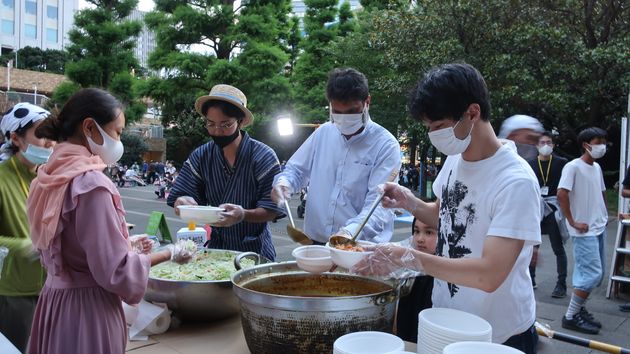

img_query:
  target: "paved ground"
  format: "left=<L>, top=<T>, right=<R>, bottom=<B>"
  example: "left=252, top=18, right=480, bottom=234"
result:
left=120, top=185, right=630, bottom=353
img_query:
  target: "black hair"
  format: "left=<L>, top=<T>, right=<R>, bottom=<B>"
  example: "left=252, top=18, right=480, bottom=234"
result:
left=201, top=100, right=245, bottom=122
left=577, top=127, right=607, bottom=146
left=35, top=88, right=123, bottom=142
left=325, top=68, right=369, bottom=102
left=540, top=131, right=554, bottom=142
left=408, top=63, right=491, bottom=122
left=5, top=121, right=34, bottom=154
left=411, top=217, right=417, bottom=234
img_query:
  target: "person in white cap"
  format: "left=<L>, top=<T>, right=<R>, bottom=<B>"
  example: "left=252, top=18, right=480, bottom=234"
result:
left=0, top=102, right=55, bottom=352
left=167, top=84, right=284, bottom=260
left=498, top=114, right=544, bottom=161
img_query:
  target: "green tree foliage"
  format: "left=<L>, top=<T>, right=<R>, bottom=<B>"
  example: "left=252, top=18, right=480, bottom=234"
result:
left=120, top=131, right=149, bottom=166
left=339, top=0, right=629, bottom=154
left=53, top=0, right=146, bottom=123
left=145, top=0, right=293, bottom=157
left=0, top=47, right=70, bottom=74
left=292, top=0, right=340, bottom=123
left=164, top=109, right=209, bottom=163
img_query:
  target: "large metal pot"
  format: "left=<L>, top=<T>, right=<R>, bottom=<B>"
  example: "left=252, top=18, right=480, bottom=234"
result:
left=231, top=261, right=401, bottom=354
left=144, top=249, right=268, bottom=321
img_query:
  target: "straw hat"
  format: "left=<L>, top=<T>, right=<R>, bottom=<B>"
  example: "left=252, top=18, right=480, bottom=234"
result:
left=194, top=84, right=254, bottom=128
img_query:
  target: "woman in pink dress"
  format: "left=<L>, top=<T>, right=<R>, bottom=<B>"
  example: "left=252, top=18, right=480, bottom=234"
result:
left=26, top=88, right=192, bottom=354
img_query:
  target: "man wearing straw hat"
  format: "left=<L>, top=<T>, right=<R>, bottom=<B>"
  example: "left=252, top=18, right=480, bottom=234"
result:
left=167, top=84, right=284, bottom=261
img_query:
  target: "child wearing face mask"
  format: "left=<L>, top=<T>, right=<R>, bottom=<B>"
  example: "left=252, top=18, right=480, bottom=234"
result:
left=395, top=217, right=437, bottom=343
left=25, top=88, right=194, bottom=354
left=557, top=127, right=608, bottom=335
left=0, top=103, right=53, bottom=352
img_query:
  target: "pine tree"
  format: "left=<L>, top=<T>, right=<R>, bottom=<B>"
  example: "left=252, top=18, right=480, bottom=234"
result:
left=52, top=0, right=145, bottom=123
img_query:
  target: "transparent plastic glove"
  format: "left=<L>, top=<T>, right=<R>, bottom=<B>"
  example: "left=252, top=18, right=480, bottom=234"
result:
left=271, top=178, right=292, bottom=207
left=167, top=240, right=196, bottom=264
left=351, top=243, right=424, bottom=279
left=214, top=204, right=244, bottom=227
left=174, top=196, right=198, bottom=216
left=129, top=234, right=153, bottom=254
left=380, top=182, right=417, bottom=212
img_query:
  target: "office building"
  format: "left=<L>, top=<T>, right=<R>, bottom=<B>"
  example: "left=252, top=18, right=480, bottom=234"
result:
left=126, top=9, right=156, bottom=71
left=0, top=0, right=78, bottom=53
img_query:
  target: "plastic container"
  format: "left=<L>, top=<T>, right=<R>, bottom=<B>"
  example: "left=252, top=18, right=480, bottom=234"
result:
left=327, top=240, right=375, bottom=270
left=177, top=205, right=224, bottom=224
left=333, top=331, right=404, bottom=354
left=175, top=227, right=207, bottom=247
left=292, top=245, right=333, bottom=273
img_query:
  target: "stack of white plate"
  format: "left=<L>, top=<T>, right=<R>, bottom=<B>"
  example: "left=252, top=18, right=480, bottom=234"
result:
left=443, top=341, right=524, bottom=353
left=333, top=331, right=404, bottom=354
left=417, top=308, right=492, bottom=354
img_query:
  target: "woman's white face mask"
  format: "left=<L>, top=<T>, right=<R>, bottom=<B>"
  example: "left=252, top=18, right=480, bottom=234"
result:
left=86, top=120, right=124, bottom=164
left=330, top=105, right=368, bottom=135
left=428, top=119, right=473, bottom=156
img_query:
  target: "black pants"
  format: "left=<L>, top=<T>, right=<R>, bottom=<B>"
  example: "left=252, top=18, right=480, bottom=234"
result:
left=541, top=211, right=567, bottom=285
left=503, top=323, right=538, bottom=354
left=0, top=295, right=38, bottom=353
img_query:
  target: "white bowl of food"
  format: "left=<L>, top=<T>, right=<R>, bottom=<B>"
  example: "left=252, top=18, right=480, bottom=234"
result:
left=327, top=240, right=374, bottom=270
left=333, top=331, right=404, bottom=354
left=292, top=245, right=333, bottom=273
left=177, top=205, right=225, bottom=224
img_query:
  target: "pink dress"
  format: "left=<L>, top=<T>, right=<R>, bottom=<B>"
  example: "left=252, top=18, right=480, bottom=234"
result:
left=28, top=171, right=150, bottom=354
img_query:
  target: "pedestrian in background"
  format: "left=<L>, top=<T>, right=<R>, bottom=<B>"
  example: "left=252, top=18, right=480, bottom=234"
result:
left=527, top=131, right=569, bottom=297
left=0, top=103, right=54, bottom=352
left=557, top=127, right=608, bottom=334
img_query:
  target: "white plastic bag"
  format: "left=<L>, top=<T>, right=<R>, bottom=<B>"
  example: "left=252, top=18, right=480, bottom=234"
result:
left=0, top=247, right=8, bottom=280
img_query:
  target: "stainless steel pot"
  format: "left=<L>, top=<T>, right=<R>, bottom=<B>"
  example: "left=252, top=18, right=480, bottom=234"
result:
left=144, top=249, right=267, bottom=321
left=231, top=261, right=401, bottom=354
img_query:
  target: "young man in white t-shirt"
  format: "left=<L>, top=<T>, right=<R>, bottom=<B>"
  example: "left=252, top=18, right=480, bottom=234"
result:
left=557, top=127, right=608, bottom=335
left=353, top=63, right=541, bottom=353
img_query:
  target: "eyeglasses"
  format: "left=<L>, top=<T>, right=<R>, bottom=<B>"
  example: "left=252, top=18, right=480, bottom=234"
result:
left=205, top=120, right=237, bottom=131
left=538, top=141, right=554, bottom=146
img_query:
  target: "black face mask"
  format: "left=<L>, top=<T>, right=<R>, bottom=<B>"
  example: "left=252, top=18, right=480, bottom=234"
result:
left=210, top=129, right=240, bottom=148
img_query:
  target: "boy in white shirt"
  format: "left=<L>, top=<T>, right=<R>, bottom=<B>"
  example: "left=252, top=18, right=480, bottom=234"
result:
left=557, top=127, right=608, bottom=334
left=354, top=63, right=541, bottom=353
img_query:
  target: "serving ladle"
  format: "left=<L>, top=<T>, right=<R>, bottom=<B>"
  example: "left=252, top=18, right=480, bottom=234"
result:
left=328, top=192, right=385, bottom=248
left=284, top=199, right=313, bottom=245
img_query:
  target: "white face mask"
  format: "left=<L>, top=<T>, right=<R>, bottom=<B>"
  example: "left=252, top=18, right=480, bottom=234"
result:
left=330, top=105, right=367, bottom=135
left=587, top=144, right=606, bottom=159
left=428, top=119, right=473, bottom=156
left=537, top=144, right=553, bottom=156
left=86, top=121, right=124, bottom=164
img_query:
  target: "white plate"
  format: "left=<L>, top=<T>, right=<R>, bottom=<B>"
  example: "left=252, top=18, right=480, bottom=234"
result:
left=418, top=308, right=492, bottom=338
left=334, top=331, right=404, bottom=354
left=443, top=341, right=524, bottom=354
left=177, top=205, right=225, bottom=224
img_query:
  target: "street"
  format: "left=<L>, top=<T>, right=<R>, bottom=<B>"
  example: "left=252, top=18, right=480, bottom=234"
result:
left=119, top=185, right=630, bottom=353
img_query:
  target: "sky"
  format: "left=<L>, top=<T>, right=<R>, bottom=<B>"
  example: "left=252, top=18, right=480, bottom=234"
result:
left=78, top=0, right=155, bottom=11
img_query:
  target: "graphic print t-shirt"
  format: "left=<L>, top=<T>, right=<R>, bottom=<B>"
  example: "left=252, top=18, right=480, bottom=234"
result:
left=432, top=143, right=541, bottom=343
